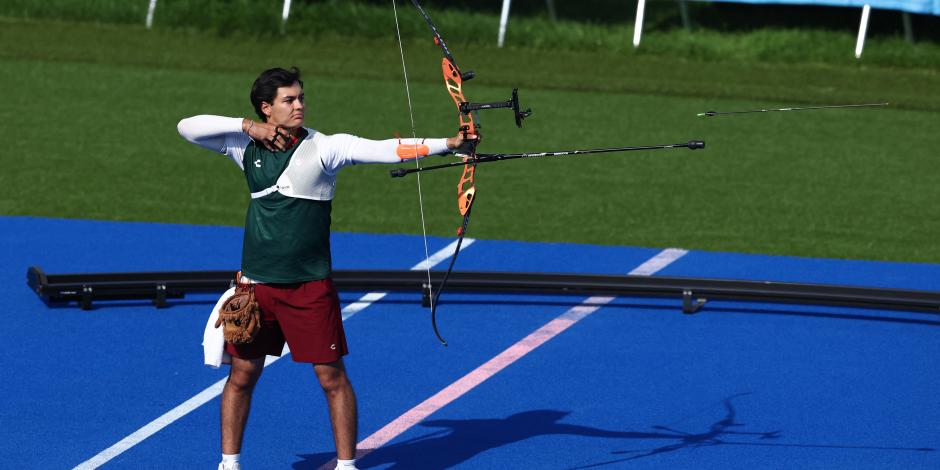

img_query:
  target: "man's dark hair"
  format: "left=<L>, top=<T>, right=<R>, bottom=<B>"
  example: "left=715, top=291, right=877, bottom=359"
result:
left=250, top=67, right=304, bottom=122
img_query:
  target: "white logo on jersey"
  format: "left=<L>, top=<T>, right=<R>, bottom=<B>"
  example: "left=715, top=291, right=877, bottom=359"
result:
left=254, top=159, right=262, bottom=168
left=330, top=344, right=337, bottom=350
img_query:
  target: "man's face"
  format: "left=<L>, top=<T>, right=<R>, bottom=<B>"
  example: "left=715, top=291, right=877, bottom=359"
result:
left=263, top=82, right=305, bottom=129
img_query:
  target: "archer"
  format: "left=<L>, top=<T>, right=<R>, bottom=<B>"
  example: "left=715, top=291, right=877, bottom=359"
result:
left=177, top=66, right=475, bottom=470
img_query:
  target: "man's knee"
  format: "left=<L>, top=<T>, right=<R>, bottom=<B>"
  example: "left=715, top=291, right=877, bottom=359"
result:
left=227, top=358, right=264, bottom=391
left=315, top=362, right=351, bottom=395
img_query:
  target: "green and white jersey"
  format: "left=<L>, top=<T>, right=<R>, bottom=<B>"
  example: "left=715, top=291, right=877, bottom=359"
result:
left=178, top=115, right=449, bottom=283
left=238, top=128, right=332, bottom=283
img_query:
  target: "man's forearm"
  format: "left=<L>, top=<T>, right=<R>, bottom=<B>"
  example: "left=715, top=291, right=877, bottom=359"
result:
left=177, top=115, right=246, bottom=151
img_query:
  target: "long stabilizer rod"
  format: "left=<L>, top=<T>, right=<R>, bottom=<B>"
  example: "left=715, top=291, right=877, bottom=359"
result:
left=391, top=140, right=705, bottom=178
left=698, top=102, right=888, bottom=117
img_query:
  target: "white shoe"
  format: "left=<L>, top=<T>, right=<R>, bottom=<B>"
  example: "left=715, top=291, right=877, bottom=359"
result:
left=218, top=462, right=241, bottom=470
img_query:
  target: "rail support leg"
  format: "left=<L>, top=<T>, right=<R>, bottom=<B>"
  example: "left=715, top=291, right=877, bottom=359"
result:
left=81, top=285, right=93, bottom=310
left=153, top=284, right=168, bottom=308
left=682, top=289, right=707, bottom=314
left=422, top=283, right=432, bottom=308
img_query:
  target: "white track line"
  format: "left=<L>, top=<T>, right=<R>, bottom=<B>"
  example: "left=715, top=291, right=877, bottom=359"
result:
left=629, top=248, right=688, bottom=276
left=72, top=239, right=474, bottom=470
left=319, top=248, right=689, bottom=469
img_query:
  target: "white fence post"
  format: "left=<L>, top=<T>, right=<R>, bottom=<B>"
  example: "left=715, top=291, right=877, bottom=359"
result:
left=545, top=0, right=557, bottom=21
left=633, top=0, right=646, bottom=48
left=281, top=0, right=292, bottom=34
left=145, top=0, right=158, bottom=29
left=855, top=4, right=871, bottom=58
left=902, top=11, right=914, bottom=43
left=498, top=0, right=512, bottom=48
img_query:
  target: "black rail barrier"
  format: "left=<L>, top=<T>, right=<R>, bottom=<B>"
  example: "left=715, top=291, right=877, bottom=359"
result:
left=26, top=266, right=940, bottom=316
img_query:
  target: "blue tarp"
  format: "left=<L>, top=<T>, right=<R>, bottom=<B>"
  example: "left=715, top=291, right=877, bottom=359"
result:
left=707, top=0, right=940, bottom=16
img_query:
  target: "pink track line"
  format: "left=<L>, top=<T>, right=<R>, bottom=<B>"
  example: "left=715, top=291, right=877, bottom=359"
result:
left=318, top=249, right=687, bottom=469
left=357, top=299, right=609, bottom=457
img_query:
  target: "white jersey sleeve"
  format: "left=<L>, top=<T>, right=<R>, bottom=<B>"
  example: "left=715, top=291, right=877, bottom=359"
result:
left=316, top=133, right=450, bottom=174
left=177, top=115, right=251, bottom=170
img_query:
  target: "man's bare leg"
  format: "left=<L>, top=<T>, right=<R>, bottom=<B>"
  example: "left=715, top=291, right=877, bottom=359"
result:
left=221, top=356, right=265, bottom=454
left=314, top=359, right=358, bottom=460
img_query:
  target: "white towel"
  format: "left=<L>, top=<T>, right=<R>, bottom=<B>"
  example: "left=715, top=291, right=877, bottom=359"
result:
left=203, top=287, right=235, bottom=368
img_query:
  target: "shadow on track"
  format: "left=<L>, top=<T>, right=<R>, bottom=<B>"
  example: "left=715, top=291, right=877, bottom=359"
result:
left=293, top=393, right=933, bottom=470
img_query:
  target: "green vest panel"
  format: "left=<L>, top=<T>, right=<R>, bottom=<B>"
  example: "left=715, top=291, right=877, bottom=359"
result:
left=239, top=130, right=333, bottom=283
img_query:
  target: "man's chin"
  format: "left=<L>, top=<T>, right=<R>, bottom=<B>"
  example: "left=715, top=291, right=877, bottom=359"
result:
left=280, top=119, right=304, bottom=131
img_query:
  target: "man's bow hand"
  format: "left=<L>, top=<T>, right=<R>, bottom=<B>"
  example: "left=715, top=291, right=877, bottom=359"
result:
left=446, top=131, right=480, bottom=157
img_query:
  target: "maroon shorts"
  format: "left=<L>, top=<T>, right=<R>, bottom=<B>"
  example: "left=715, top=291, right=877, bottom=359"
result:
left=225, top=278, right=348, bottom=363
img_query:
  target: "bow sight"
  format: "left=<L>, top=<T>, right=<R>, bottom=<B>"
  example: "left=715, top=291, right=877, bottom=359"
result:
left=458, top=88, right=533, bottom=128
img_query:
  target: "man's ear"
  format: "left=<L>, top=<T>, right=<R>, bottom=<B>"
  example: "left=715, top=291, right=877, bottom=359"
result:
left=261, top=102, right=273, bottom=121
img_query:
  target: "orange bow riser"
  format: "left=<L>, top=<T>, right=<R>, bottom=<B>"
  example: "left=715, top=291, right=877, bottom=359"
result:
left=442, top=58, right=478, bottom=219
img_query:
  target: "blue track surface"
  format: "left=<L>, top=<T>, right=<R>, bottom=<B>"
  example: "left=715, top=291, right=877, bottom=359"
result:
left=2, top=216, right=938, bottom=469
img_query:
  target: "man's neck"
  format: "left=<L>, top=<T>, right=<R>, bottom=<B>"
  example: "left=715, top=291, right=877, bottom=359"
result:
left=278, top=126, right=303, bottom=150
left=274, top=124, right=302, bottom=136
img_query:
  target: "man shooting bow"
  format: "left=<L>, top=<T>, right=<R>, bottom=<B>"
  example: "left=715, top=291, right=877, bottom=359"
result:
left=178, top=66, right=473, bottom=470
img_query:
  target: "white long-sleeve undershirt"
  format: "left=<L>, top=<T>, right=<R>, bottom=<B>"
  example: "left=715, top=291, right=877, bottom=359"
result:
left=177, top=115, right=450, bottom=173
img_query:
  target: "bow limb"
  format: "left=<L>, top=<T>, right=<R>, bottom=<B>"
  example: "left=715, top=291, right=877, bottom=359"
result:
left=429, top=204, right=473, bottom=346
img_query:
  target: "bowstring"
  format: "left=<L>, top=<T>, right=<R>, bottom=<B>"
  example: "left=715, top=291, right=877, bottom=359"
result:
left=392, top=0, right=435, bottom=309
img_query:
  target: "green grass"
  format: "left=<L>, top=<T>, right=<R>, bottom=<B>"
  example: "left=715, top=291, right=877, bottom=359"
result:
left=3, top=0, right=940, bottom=69
left=2, top=18, right=939, bottom=263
